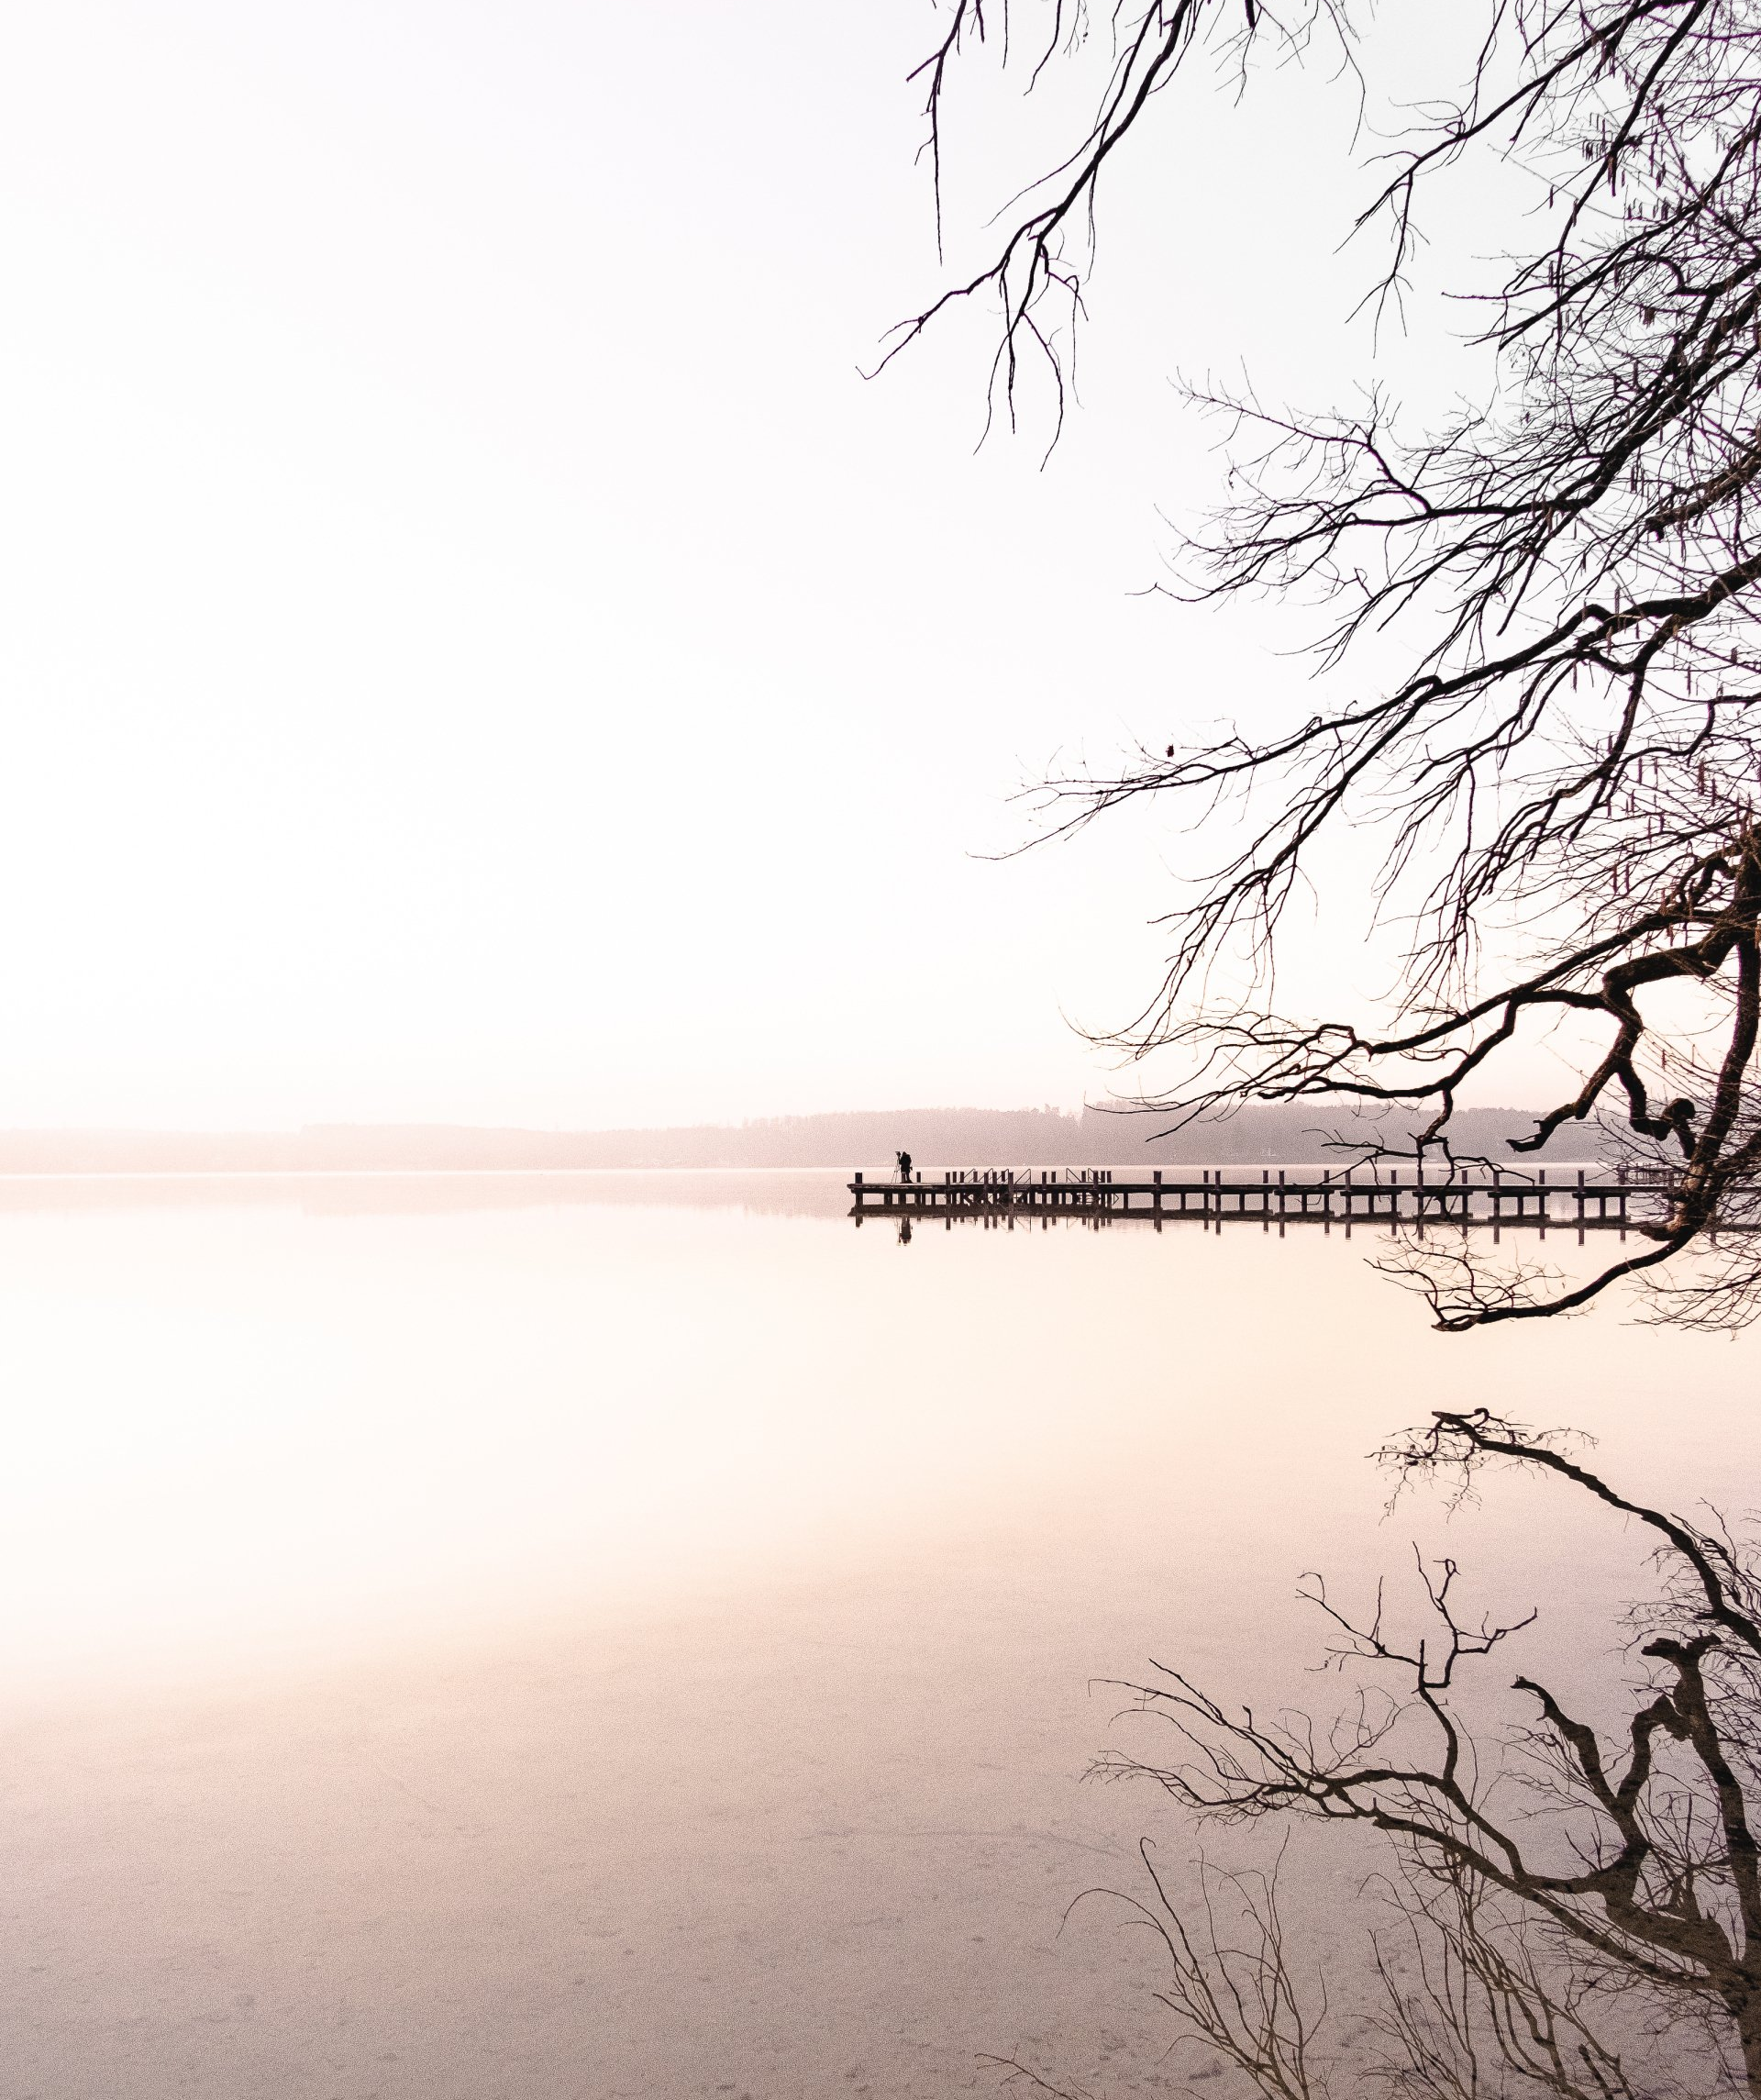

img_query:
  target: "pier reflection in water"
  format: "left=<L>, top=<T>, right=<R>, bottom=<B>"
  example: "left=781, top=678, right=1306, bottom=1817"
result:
left=853, top=1160, right=1657, bottom=1233
left=1, top=1169, right=1755, bottom=2097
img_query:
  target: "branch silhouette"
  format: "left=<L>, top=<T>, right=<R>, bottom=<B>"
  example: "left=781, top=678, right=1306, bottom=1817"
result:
left=893, top=1, right=1761, bottom=1326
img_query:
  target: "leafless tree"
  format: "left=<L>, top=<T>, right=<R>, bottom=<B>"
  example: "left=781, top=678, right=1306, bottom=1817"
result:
left=1054, top=1407, right=1761, bottom=2094
left=893, top=1, right=1761, bottom=1326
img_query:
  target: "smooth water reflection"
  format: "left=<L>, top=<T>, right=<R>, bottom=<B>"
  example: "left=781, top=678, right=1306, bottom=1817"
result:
left=2, top=1173, right=1756, bottom=2096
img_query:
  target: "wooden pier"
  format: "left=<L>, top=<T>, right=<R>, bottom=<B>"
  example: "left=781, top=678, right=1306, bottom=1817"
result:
left=850, top=1165, right=1670, bottom=1234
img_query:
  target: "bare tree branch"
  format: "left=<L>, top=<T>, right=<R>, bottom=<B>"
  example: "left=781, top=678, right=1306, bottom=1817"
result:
left=892, top=1, right=1761, bottom=1325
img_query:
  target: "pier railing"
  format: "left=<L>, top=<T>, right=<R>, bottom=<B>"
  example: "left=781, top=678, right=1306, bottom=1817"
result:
left=849, top=1165, right=1672, bottom=1233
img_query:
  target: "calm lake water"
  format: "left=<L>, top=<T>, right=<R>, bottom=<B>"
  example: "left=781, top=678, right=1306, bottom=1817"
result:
left=3, top=1171, right=1757, bottom=2097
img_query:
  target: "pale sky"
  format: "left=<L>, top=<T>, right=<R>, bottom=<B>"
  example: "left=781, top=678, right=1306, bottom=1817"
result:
left=0, top=3, right=1565, bottom=1129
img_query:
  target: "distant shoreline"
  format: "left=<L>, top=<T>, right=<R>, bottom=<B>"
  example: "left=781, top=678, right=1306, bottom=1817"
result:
left=0, top=1104, right=1605, bottom=1175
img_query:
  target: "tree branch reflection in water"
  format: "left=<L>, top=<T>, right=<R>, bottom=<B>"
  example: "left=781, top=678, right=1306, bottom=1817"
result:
left=1008, top=1410, right=1761, bottom=2097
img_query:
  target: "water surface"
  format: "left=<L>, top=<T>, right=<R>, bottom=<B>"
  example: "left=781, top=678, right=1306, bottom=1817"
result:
left=2, top=1172, right=1755, bottom=2096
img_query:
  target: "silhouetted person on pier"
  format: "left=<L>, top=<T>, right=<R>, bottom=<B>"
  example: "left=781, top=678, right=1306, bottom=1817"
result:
left=896, top=1149, right=913, bottom=1183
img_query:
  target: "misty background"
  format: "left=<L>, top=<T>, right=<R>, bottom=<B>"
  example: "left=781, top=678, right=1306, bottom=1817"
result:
left=0, top=5, right=1575, bottom=1136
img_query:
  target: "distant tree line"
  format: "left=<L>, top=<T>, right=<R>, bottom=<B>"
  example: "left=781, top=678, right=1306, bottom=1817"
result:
left=0, top=1106, right=1584, bottom=1174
